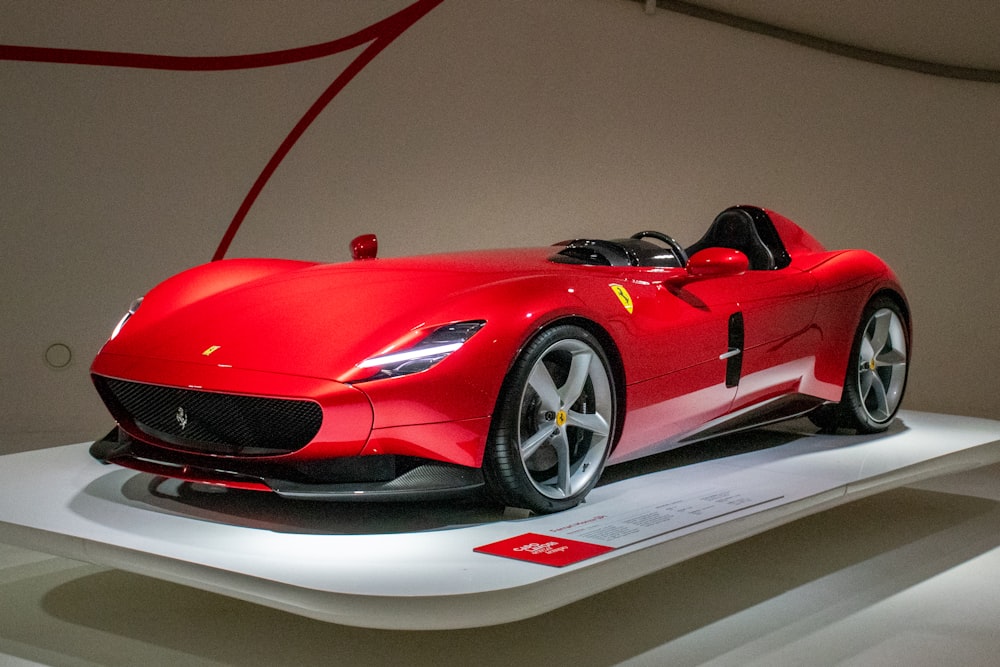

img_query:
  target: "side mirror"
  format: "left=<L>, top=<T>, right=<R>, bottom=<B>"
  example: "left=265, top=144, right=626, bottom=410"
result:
left=686, top=247, right=749, bottom=277
left=350, top=234, right=378, bottom=260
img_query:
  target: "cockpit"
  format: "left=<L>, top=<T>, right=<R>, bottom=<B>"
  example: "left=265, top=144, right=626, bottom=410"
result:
left=548, top=205, right=790, bottom=271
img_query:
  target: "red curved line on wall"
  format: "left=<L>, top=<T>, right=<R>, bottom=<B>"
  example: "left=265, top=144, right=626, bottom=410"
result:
left=0, top=0, right=445, bottom=260
left=212, top=0, right=444, bottom=259
left=0, top=1, right=440, bottom=71
left=0, top=30, right=375, bottom=71
left=212, top=7, right=439, bottom=261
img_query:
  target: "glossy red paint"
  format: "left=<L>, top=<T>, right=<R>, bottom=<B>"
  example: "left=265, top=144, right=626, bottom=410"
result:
left=90, top=207, right=909, bottom=501
left=350, top=234, right=379, bottom=261
left=362, top=418, right=492, bottom=467
left=686, top=247, right=749, bottom=277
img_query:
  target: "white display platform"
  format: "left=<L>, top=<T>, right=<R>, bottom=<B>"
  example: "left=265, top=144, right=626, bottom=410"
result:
left=1, top=410, right=999, bottom=630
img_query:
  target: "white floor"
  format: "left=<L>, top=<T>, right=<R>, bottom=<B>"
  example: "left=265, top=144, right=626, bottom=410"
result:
left=2, top=415, right=1000, bottom=665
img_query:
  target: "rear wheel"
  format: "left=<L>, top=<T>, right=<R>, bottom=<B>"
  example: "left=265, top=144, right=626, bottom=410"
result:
left=484, top=325, right=616, bottom=514
left=811, top=296, right=909, bottom=433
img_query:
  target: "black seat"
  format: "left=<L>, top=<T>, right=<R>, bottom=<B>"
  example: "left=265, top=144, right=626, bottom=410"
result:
left=686, top=207, right=776, bottom=270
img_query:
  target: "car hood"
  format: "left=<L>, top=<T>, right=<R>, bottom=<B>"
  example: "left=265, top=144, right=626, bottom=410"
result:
left=100, top=249, right=557, bottom=381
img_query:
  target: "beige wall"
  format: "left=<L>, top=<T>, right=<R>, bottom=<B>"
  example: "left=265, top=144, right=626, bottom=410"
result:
left=2, top=0, right=998, bottom=452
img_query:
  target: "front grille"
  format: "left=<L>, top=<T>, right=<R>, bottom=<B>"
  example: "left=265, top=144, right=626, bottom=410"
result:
left=94, top=376, right=322, bottom=456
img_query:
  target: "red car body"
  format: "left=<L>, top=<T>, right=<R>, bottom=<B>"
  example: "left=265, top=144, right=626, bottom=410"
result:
left=90, top=206, right=909, bottom=512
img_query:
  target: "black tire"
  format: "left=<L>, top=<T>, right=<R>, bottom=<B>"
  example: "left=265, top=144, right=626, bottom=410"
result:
left=810, top=295, right=909, bottom=433
left=483, top=325, right=617, bottom=513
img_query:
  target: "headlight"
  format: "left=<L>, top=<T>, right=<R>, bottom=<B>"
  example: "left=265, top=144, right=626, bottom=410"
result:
left=109, top=297, right=143, bottom=340
left=354, top=320, right=486, bottom=380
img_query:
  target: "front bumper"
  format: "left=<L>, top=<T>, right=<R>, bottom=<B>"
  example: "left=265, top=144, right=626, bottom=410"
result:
left=90, top=427, right=485, bottom=500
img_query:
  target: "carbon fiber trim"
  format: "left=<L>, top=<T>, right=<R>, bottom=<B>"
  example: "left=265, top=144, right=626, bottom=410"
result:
left=89, top=427, right=485, bottom=501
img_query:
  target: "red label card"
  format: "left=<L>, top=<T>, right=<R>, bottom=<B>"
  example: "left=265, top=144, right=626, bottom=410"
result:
left=474, top=532, right=614, bottom=567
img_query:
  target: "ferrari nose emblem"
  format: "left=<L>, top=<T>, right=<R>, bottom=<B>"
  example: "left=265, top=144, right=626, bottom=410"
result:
left=202, top=345, right=222, bottom=356
left=175, top=407, right=189, bottom=430
left=555, top=410, right=568, bottom=427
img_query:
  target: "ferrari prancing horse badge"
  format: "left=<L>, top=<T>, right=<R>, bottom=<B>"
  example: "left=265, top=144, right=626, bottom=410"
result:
left=609, top=284, right=633, bottom=314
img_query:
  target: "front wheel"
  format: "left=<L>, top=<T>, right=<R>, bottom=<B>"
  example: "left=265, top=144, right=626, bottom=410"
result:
left=483, top=325, right=617, bottom=514
left=811, top=296, right=909, bottom=433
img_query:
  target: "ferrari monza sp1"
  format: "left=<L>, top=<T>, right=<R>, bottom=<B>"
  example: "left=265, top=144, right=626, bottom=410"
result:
left=90, top=205, right=910, bottom=513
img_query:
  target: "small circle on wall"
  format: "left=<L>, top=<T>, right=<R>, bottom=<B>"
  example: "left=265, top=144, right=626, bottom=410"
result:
left=44, top=343, right=73, bottom=369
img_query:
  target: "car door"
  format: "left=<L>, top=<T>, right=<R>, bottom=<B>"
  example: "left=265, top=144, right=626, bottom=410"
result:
left=710, top=267, right=819, bottom=410
left=607, top=269, right=740, bottom=462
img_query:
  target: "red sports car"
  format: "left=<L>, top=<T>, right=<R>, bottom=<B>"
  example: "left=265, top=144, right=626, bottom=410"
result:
left=90, top=206, right=909, bottom=513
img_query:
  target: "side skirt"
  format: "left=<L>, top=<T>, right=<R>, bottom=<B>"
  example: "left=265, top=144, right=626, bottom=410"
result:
left=676, top=394, right=828, bottom=446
